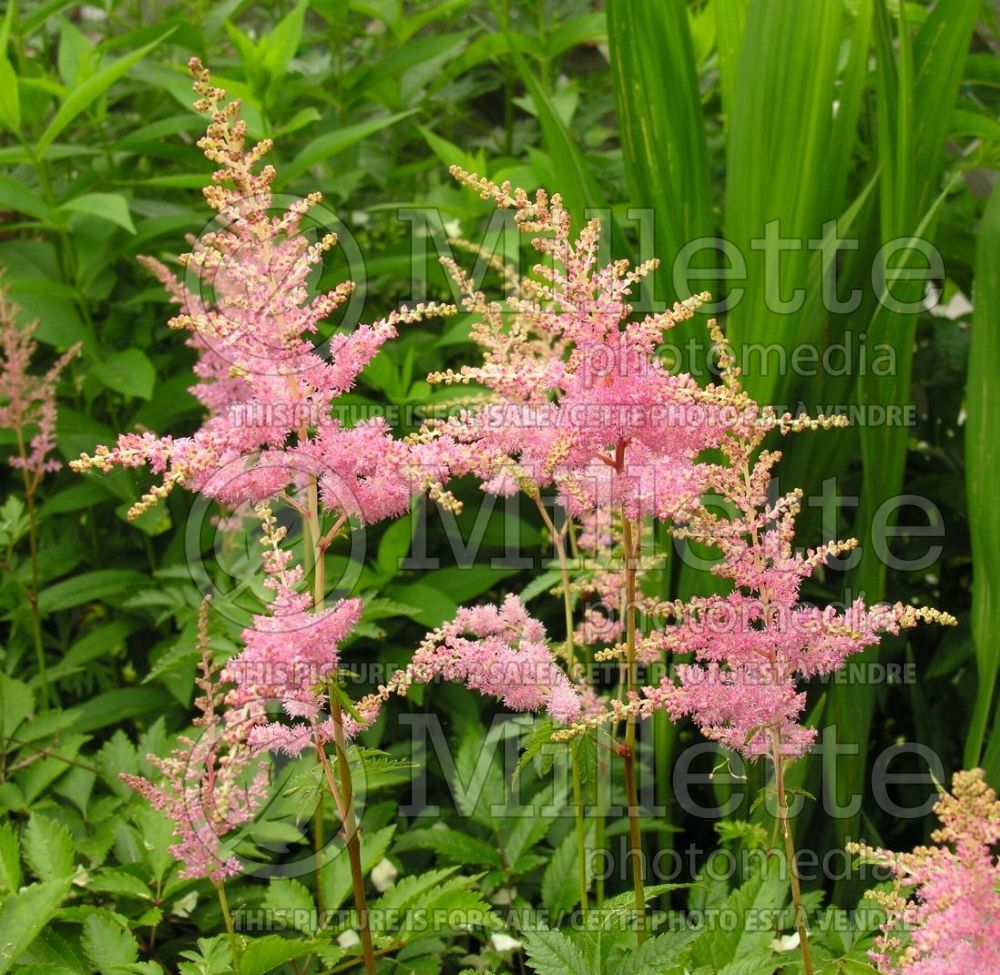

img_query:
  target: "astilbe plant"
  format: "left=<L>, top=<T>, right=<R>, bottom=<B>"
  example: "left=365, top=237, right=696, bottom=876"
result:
left=71, top=64, right=968, bottom=972
left=406, top=169, right=957, bottom=967
left=555, top=321, right=956, bottom=971
left=415, top=168, right=748, bottom=936
left=848, top=769, right=1000, bottom=975
left=72, top=59, right=452, bottom=975
left=0, top=279, right=79, bottom=706
left=120, top=600, right=267, bottom=886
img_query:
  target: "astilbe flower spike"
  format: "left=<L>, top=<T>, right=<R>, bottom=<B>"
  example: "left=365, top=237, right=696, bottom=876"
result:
left=223, top=504, right=363, bottom=756
left=72, top=59, right=453, bottom=522
left=121, top=600, right=267, bottom=882
left=418, top=166, right=732, bottom=523
left=0, top=280, right=80, bottom=487
left=353, top=595, right=582, bottom=726
left=557, top=322, right=956, bottom=758
left=848, top=768, right=1000, bottom=975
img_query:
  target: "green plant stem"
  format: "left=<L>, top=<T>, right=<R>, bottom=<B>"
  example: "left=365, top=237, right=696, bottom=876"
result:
left=532, top=492, right=589, bottom=922
left=313, top=795, right=326, bottom=913
left=621, top=512, right=646, bottom=942
left=532, top=493, right=576, bottom=674
left=304, top=470, right=377, bottom=975
left=214, top=879, right=240, bottom=967
left=14, top=428, right=48, bottom=708
left=771, top=738, right=814, bottom=975
left=571, top=741, right=589, bottom=922
left=540, top=506, right=590, bottom=922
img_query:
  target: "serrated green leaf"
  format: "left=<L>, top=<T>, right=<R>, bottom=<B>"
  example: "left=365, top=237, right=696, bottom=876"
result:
left=24, top=815, right=74, bottom=883
left=522, top=928, right=590, bottom=975
left=0, top=880, right=71, bottom=975
left=263, top=878, right=315, bottom=934
left=82, top=914, right=139, bottom=974
left=393, top=827, right=501, bottom=869
left=239, top=935, right=314, bottom=975
left=540, top=823, right=593, bottom=919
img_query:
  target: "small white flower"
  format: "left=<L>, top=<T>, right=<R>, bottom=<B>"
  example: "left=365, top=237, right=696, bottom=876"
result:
left=490, top=933, right=523, bottom=952
left=337, top=930, right=360, bottom=949
left=172, top=891, right=199, bottom=918
left=770, top=931, right=800, bottom=953
left=371, top=857, right=398, bottom=892
left=490, top=886, right=517, bottom=906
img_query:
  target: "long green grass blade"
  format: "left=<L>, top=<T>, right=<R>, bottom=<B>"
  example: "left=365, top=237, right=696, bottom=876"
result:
left=828, top=0, right=978, bottom=878
left=723, top=0, right=856, bottom=407
left=607, top=0, right=713, bottom=308
left=964, top=182, right=1000, bottom=777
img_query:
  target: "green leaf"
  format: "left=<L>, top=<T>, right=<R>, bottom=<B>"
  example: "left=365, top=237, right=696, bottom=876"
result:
left=504, top=41, right=605, bottom=231
left=689, top=856, right=785, bottom=968
left=90, top=348, right=155, bottom=399
left=0, top=825, right=20, bottom=896
left=39, top=569, right=148, bottom=613
left=37, top=30, right=173, bottom=153
left=0, top=676, right=33, bottom=740
left=0, top=880, right=71, bottom=975
left=0, top=177, right=49, bottom=222
left=607, top=0, right=712, bottom=310
left=612, top=927, right=700, bottom=975
left=24, top=815, right=74, bottom=883
left=59, top=193, right=136, bottom=234
left=964, top=181, right=1000, bottom=772
left=81, top=915, right=139, bottom=974
left=239, top=936, right=314, bottom=975
left=522, top=928, right=590, bottom=975
left=393, top=827, right=502, bottom=869
left=259, top=0, right=307, bottom=92
left=540, top=823, right=593, bottom=918
left=262, top=878, right=315, bottom=934
left=282, top=110, right=417, bottom=182
left=0, top=55, right=19, bottom=133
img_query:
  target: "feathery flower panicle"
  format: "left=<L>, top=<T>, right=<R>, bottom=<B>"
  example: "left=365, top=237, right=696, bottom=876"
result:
left=354, top=595, right=582, bottom=726
left=121, top=600, right=267, bottom=881
left=573, top=508, right=663, bottom=659
left=420, top=166, right=732, bottom=522
left=557, top=323, right=955, bottom=755
left=72, top=59, right=451, bottom=522
left=0, top=281, right=80, bottom=487
left=222, top=505, right=362, bottom=756
left=848, top=769, right=1000, bottom=975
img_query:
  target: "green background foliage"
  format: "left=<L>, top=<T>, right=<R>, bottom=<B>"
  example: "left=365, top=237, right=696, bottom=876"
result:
left=0, top=0, right=997, bottom=972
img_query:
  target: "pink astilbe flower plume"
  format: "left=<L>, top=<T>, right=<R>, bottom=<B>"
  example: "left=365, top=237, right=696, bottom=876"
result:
left=0, top=280, right=80, bottom=487
left=222, top=505, right=362, bottom=756
left=353, top=595, right=582, bottom=726
left=72, top=59, right=452, bottom=521
left=121, top=600, right=267, bottom=881
left=556, top=323, right=956, bottom=757
left=416, top=166, right=732, bottom=523
left=848, top=768, right=1000, bottom=975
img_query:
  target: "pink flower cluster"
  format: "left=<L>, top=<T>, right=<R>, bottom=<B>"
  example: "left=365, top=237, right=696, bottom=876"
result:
left=355, top=594, right=582, bottom=725
left=122, top=603, right=267, bottom=881
left=848, top=769, right=1000, bottom=975
left=556, top=328, right=954, bottom=757
left=72, top=59, right=450, bottom=523
left=221, top=506, right=363, bottom=756
left=420, top=167, right=731, bottom=522
left=0, top=281, right=79, bottom=486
